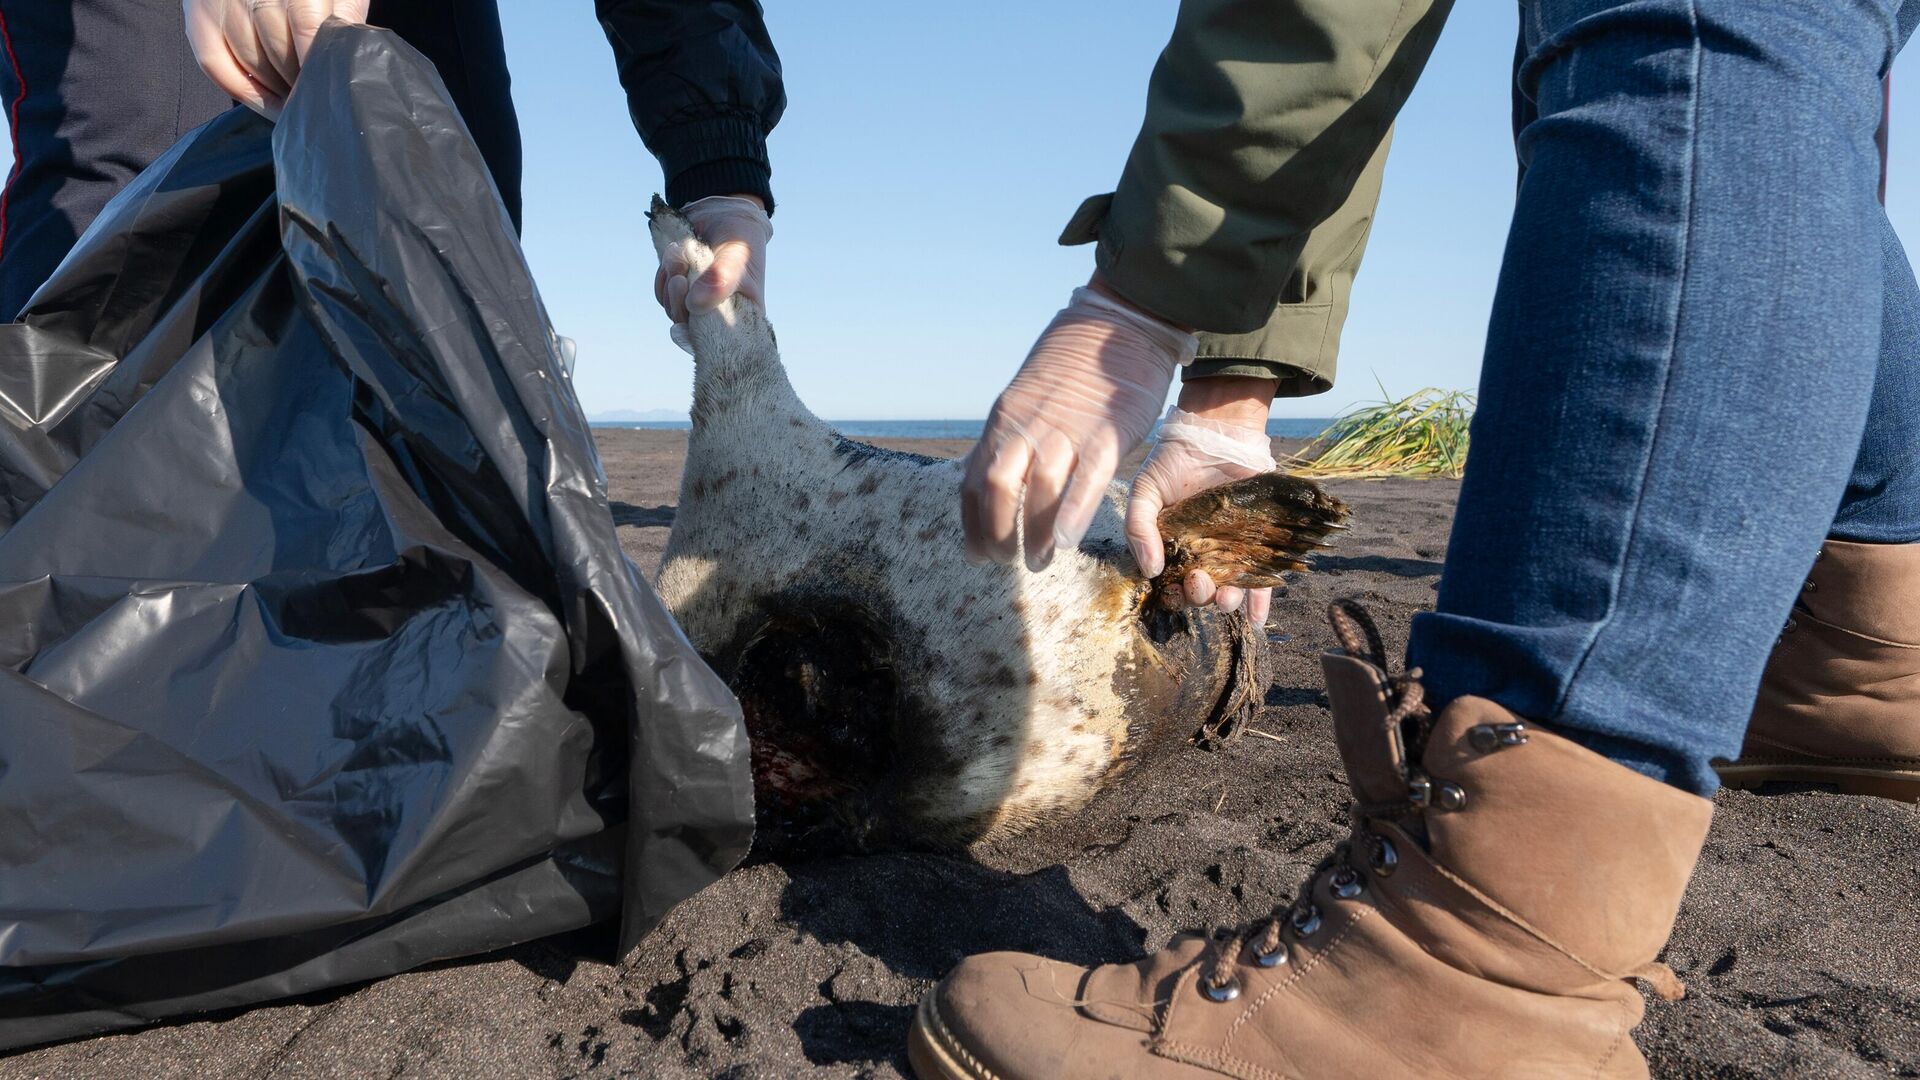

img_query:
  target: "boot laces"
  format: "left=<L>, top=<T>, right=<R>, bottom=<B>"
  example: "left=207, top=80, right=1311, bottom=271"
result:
left=1330, top=598, right=1432, bottom=732
left=1199, top=600, right=1431, bottom=998
left=1200, top=844, right=1352, bottom=995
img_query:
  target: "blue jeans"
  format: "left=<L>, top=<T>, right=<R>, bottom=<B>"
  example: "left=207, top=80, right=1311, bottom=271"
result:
left=1408, top=0, right=1919, bottom=795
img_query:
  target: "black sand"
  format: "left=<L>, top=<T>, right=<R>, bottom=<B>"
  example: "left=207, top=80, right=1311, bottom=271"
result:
left=5, top=429, right=1915, bottom=1079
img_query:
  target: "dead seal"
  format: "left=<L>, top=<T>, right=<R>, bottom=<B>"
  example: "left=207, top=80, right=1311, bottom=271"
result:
left=646, top=202, right=1347, bottom=854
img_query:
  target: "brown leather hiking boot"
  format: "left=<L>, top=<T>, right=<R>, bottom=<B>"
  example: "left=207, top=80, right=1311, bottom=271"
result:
left=1718, top=539, right=1920, bottom=801
left=908, top=602, right=1715, bottom=1080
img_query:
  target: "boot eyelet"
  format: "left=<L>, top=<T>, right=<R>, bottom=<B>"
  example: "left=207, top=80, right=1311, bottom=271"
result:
left=1252, top=941, right=1290, bottom=968
left=1407, top=771, right=1432, bottom=806
left=1290, top=904, right=1322, bottom=937
left=1203, top=978, right=1242, bottom=1003
left=1468, top=722, right=1530, bottom=752
left=1330, top=867, right=1365, bottom=900
left=1804, top=579, right=1817, bottom=592
left=1783, top=618, right=1797, bottom=634
left=1370, top=837, right=1398, bottom=877
left=1435, top=782, right=1468, bottom=811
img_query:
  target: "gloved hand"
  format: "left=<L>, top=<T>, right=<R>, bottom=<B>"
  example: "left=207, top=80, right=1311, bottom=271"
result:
left=961, top=284, right=1196, bottom=571
left=1126, top=406, right=1279, bottom=625
left=184, top=0, right=371, bottom=118
left=656, top=195, right=772, bottom=333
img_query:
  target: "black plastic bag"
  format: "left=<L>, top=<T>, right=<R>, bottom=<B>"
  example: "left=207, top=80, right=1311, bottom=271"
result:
left=0, top=23, right=752, bottom=1050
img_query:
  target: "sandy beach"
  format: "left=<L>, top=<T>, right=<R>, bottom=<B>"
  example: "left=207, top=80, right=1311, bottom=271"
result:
left=4, top=427, right=1916, bottom=1080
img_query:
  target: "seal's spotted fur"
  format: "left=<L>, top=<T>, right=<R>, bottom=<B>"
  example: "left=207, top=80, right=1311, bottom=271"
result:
left=647, top=202, right=1346, bottom=852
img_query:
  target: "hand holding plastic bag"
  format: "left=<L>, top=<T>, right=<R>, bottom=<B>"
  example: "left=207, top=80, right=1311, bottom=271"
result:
left=961, top=285, right=1196, bottom=571
left=1127, top=407, right=1279, bottom=624
left=184, top=0, right=371, bottom=117
left=0, top=24, right=755, bottom=1047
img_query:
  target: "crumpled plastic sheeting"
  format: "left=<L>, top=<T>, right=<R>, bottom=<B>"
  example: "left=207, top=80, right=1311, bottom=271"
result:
left=0, top=22, right=752, bottom=1051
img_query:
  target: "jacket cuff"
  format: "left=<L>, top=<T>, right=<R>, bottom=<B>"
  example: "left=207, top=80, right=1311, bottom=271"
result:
left=1185, top=359, right=1286, bottom=381
left=1063, top=194, right=1345, bottom=398
left=1059, top=192, right=1276, bottom=335
left=1183, top=358, right=1328, bottom=399
left=655, top=115, right=776, bottom=213
left=1181, top=297, right=1343, bottom=398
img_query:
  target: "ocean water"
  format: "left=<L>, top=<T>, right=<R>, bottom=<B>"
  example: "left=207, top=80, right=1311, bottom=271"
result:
left=592, top=418, right=1335, bottom=440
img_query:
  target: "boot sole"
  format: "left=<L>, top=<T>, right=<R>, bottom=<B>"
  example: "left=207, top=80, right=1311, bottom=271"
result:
left=907, top=993, right=989, bottom=1079
left=1716, top=762, right=1920, bottom=802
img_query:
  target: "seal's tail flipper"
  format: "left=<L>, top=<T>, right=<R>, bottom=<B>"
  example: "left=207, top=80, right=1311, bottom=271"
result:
left=644, top=194, right=780, bottom=367
left=1155, top=472, right=1350, bottom=606
left=646, top=195, right=715, bottom=282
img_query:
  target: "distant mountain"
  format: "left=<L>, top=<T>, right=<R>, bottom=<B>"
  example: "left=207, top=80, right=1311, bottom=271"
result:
left=588, top=407, right=687, bottom=423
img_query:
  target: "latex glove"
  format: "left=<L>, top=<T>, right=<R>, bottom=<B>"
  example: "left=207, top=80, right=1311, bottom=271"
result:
left=1127, top=406, right=1279, bottom=625
left=656, top=195, right=772, bottom=338
left=961, top=285, right=1196, bottom=571
left=184, top=0, right=371, bottom=118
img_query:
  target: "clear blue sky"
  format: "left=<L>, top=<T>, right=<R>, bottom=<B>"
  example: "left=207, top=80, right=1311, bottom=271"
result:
left=7, top=6, right=1914, bottom=420
left=499, top=3, right=1918, bottom=420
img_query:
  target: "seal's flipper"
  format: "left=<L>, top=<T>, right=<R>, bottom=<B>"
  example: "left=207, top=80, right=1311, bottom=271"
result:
left=1193, top=609, right=1263, bottom=749
left=646, top=195, right=722, bottom=290
left=642, top=195, right=785, bottom=418
left=646, top=195, right=702, bottom=261
left=1155, top=472, right=1349, bottom=607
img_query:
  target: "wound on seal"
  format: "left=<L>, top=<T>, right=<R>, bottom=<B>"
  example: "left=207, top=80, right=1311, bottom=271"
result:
left=733, top=603, right=905, bottom=856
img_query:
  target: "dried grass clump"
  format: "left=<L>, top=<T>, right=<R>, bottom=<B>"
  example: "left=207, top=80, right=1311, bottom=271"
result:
left=1289, top=386, right=1474, bottom=479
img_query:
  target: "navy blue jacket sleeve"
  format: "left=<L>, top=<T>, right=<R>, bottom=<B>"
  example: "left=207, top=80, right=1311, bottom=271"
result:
left=596, top=0, right=785, bottom=212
